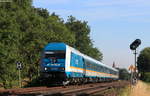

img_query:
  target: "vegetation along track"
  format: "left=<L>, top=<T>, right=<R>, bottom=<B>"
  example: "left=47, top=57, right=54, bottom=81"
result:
left=0, top=81, right=129, bottom=96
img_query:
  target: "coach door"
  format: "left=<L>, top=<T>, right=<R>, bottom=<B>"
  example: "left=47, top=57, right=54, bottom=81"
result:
left=83, top=58, right=86, bottom=77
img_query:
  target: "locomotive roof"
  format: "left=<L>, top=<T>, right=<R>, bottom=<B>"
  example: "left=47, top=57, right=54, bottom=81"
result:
left=44, top=42, right=66, bottom=51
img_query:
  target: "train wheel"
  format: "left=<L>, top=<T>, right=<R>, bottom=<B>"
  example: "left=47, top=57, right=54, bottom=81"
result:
left=62, top=80, right=70, bottom=86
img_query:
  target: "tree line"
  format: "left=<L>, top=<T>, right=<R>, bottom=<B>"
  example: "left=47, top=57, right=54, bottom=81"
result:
left=0, top=0, right=103, bottom=88
left=137, top=47, right=150, bottom=82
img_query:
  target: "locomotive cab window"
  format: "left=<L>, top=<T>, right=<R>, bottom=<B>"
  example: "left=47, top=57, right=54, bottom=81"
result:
left=44, top=51, right=66, bottom=59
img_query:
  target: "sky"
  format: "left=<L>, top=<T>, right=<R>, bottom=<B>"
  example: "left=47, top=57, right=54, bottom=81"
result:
left=33, top=0, right=150, bottom=69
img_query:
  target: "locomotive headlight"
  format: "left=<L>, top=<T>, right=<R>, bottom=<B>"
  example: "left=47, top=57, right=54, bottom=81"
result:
left=45, top=67, right=47, bottom=70
left=59, top=67, right=65, bottom=70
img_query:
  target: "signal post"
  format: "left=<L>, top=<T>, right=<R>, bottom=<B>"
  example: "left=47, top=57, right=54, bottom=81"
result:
left=130, top=39, right=141, bottom=85
left=16, top=61, right=23, bottom=88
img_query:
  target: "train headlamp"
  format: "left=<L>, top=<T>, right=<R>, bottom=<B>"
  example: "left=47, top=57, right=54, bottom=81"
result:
left=45, top=67, right=47, bottom=70
left=59, top=67, right=65, bottom=70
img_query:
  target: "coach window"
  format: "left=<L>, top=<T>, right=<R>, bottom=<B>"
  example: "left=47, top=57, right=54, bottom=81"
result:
left=95, top=64, right=98, bottom=71
left=111, top=70, right=113, bottom=74
left=101, top=66, right=104, bottom=72
left=109, top=69, right=111, bottom=74
left=99, top=66, right=102, bottom=72
left=106, top=68, right=109, bottom=73
left=93, top=64, right=95, bottom=70
left=86, top=60, right=90, bottom=69
left=103, top=67, right=106, bottom=73
left=96, top=64, right=98, bottom=71
left=112, top=70, right=114, bottom=74
left=115, top=71, right=117, bottom=75
left=87, top=62, right=90, bottom=69
left=108, top=69, right=110, bottom=74
left=94, top=64, right=97, bottom=71
left=113, top=71, right=115, bottom=75
left=89, top=62, right=92, bottom=69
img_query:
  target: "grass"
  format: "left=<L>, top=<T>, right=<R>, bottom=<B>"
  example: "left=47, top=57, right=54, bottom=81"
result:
left=145, top=82, right=150, bottom=91
left=117, top=86, right=131, bottom=96
left=119, top=81, right=150, bottom=96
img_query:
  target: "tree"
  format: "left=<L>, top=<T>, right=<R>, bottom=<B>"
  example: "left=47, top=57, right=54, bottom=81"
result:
left=137, top=47, right=150, bottom=72
left=119, top=68, right=130, bottom=80
left=137, top=47, right=150, bottom=82
left=66, top=16, right=103, bottom=61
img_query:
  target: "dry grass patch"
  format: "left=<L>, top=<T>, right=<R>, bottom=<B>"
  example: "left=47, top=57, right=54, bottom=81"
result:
left=129, top=81, right=150, bottom=96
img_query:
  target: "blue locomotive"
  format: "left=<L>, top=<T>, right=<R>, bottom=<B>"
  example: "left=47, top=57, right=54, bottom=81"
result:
left=40, top=43, right=118, bottom=84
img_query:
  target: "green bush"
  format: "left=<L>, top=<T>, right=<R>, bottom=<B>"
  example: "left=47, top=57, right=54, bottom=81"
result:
left=142, top=72, right=150, bottom=82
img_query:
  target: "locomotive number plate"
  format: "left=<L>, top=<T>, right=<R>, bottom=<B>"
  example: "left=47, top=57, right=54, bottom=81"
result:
left=51, top=68, right=58, bottom=70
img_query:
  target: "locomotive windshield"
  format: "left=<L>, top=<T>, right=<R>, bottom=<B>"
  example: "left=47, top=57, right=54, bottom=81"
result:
left=44, top=51, right=65, bottom=59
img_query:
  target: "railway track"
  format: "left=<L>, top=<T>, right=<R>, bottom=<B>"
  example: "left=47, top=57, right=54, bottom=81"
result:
left=0, top=81, right=129, bottom=96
